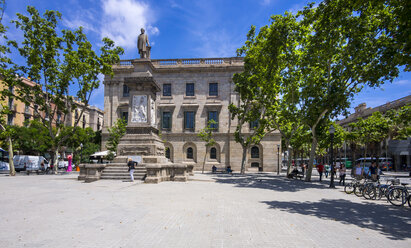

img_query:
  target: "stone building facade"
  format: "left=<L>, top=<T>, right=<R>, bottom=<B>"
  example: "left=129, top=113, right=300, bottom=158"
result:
left=337, top=95, right=411, bottom=169
left=102, top=57, right=281, bottom=172
left=0, top=77, right=104, bottom=131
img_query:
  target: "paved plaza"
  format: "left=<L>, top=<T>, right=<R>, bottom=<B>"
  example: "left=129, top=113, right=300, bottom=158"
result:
left=0, top=172, right=410, bottom=248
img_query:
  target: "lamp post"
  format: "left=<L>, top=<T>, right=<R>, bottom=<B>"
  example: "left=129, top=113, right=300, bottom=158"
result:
left=329, top=125, right=335, bottom=188
left=80, top=143, right=83, bottom=165
left=277, top=144, right=280, bottom=175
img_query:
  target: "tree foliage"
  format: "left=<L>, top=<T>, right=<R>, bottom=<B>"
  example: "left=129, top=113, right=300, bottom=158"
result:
left=198, top=120, right=217, bottom=173
left=106, top=118, right=127, bottom=160
left=5, top=6, right=123, bottom=170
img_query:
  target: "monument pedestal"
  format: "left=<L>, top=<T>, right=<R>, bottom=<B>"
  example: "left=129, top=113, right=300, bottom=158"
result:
left=113, top=59, right=189, bottom=183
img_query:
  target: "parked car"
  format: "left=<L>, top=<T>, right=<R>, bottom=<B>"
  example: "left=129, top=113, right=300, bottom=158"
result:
left=379, top=157, right=393, bottom=171
left=0, top=148, right=9, bottom=171
left=13, top=155, right=49, bottom=174
left=356, top=157, right=393, bottom=170
left=58, top=159, right=69, bottom=169
left=0, top=161, right=9, bottom=171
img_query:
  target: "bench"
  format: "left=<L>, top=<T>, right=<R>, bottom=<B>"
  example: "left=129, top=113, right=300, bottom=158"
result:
left=288, top=171, right=304, bottom=180
left=212, top=167, right=233, bottom=174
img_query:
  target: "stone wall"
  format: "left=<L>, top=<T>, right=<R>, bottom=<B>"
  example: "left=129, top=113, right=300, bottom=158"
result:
left=102, top=58, right=282, bottom=172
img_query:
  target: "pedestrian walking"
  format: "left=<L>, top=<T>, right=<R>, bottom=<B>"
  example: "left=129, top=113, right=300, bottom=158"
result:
left=353, top=163, right=363, bottom=180
left=325, top=164, right=330, bottom=178
left=369, top=161, right=378, bottom=181
left=317, top=163, right=324, bottom=182
left=128, top=158, right=137, bottom=182
left=339, top=164, right=346, bottom=186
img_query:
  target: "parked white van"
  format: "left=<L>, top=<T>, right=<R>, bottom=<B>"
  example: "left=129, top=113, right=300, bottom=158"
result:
left=13, top=155, right=49, bottom=174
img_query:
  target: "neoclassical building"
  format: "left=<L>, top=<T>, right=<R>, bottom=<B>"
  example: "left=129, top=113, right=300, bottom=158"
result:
left=102, top=57, right=281, bottom=172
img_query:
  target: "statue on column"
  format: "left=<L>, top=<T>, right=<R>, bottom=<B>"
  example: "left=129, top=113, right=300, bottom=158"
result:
left=137, top=28, right=150, bottom=59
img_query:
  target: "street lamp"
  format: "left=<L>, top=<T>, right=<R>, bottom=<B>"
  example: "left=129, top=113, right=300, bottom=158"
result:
left=277, top=144, right=280, bottom=175
left=329, top=125, right=335, bottom=188
left=80, top=143, right=83, bottom=165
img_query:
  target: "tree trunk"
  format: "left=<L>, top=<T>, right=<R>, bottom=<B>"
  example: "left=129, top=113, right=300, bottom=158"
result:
left=202, top=148, right=207, bottom=174
left=53, top=148, right=59, bottom=174
left=286, top=147, right=292, bottom=176
left=305, top=136, right=318, bottom=182
left=240, top=145, right=247, bottom=174
left=8, top=136, right=16, bottom=176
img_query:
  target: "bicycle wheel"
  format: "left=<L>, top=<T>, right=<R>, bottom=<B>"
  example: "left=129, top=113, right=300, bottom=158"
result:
left=354, top=184, right=363, bottom=197
left=408, top=195, right=411, bottom=208
left=367, top=187, right=377, bottom=200
left=344, top=183, right=354, bottom=194
left=387, top=188, right=407, bottom=206
left=363, top=185, right=376, bottom=200
left=376, top=186, right=386, bottom=200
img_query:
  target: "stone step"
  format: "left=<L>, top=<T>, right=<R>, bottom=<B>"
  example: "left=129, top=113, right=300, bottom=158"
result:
left=101, top=172, right=147, bottom=177
left=104, top=167, right=146, bottom=171
left=100, top=175, right=146, bottom=180
left=101, top=163, right=147, bottom=180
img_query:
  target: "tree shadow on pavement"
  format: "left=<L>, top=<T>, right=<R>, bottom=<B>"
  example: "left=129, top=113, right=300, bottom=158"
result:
left=261, top=198, right=411, bottom=240
left=211, top=173, right=328, bottom=192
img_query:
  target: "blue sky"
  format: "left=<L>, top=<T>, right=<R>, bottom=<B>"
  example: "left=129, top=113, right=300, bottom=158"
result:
left=3, top=0, right=410, bottom=115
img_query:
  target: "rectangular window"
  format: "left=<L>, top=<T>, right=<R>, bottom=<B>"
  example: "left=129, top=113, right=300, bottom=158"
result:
left=208, top=111, right=219, bottom=130
left=121, top=111, right=128, bottom=124
left=7, top=114, right=13, bottom=125
left=186, top=83, right=194, bottom=96
left=8, top=98, right=13, bottom=109
left=24, top=104, right=30, bottom=114
left=184, top=111, right=195, bottom=130
left=163, top=84, right=171, bottom=96
left=209, top=83, right=218, bottom=96
left=250, top=120, right=259, bottom=129
left=162, top=112, right=171, bottom=129
left=24, top=115, right=30, bottom=126
left=123, top=85, right=130, bottom=97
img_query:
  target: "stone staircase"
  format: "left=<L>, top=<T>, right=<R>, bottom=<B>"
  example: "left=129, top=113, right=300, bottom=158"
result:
left=100, top=157, right=147, bottom=180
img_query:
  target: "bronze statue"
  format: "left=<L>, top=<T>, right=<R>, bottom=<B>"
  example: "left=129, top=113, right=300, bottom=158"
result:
left=137, top=28, right=150, bottom=59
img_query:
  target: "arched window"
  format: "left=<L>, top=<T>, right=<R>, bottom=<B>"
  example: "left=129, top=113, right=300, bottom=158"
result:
left=210, top=147, right=217, bottom=159
left=187, top=147, right=193, bottom=159
left=251, top=146, right=259, bottom=158
left=165, top=147, right=170, bottom=159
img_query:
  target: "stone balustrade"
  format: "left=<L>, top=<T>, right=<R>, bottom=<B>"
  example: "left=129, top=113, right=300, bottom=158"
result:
left=78, top=163, right=107, bottom=183
left=145, top=163, right=193, bottom=183
left=116, top=57, right=244, bottom=67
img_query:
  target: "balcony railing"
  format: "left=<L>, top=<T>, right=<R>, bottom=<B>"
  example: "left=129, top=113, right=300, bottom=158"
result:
left=116, top=57, right=243, bottom=67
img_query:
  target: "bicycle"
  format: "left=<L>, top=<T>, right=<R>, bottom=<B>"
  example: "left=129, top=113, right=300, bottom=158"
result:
left=387, top=183, right=409, bottom=207
left=344, top=177, right=361, bottom=194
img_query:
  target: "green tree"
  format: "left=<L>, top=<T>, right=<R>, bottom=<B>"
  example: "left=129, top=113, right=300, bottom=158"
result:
left=0, top=0, right=16, bottom=175
left=197, top=120, right=217, bottom=173
left=106, top=118, right=127, bottom=160
left=349, top=112, right=390, bottom=166
left=11, top=120, right=53, bottom=155
left=298, top=1, right=404, bottom=181
left=230, top=11, right=307, bottom=174
left=386, top=104, right=411, bottom=140
left=7, top=6, right=123, bottom=171
left=64, top=126, right=101, bottom=164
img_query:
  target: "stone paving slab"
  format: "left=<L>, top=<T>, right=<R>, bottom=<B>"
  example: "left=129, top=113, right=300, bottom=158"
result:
left=0, top=172, right=410, bottom=248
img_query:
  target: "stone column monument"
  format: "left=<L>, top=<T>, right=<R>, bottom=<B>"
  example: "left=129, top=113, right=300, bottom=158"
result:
left=115, top=59, right=190, bottom=183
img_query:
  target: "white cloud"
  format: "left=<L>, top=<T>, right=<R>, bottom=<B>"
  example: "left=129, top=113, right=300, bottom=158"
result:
left=63, top=17, right=98, bottom=33
left=100, top=0, right=159, bottom=49
left=261, top=0, right=272, bottom=6
left=393, top=79, right=410, bottom=85
left=191, top=29, right=239, bottom=58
